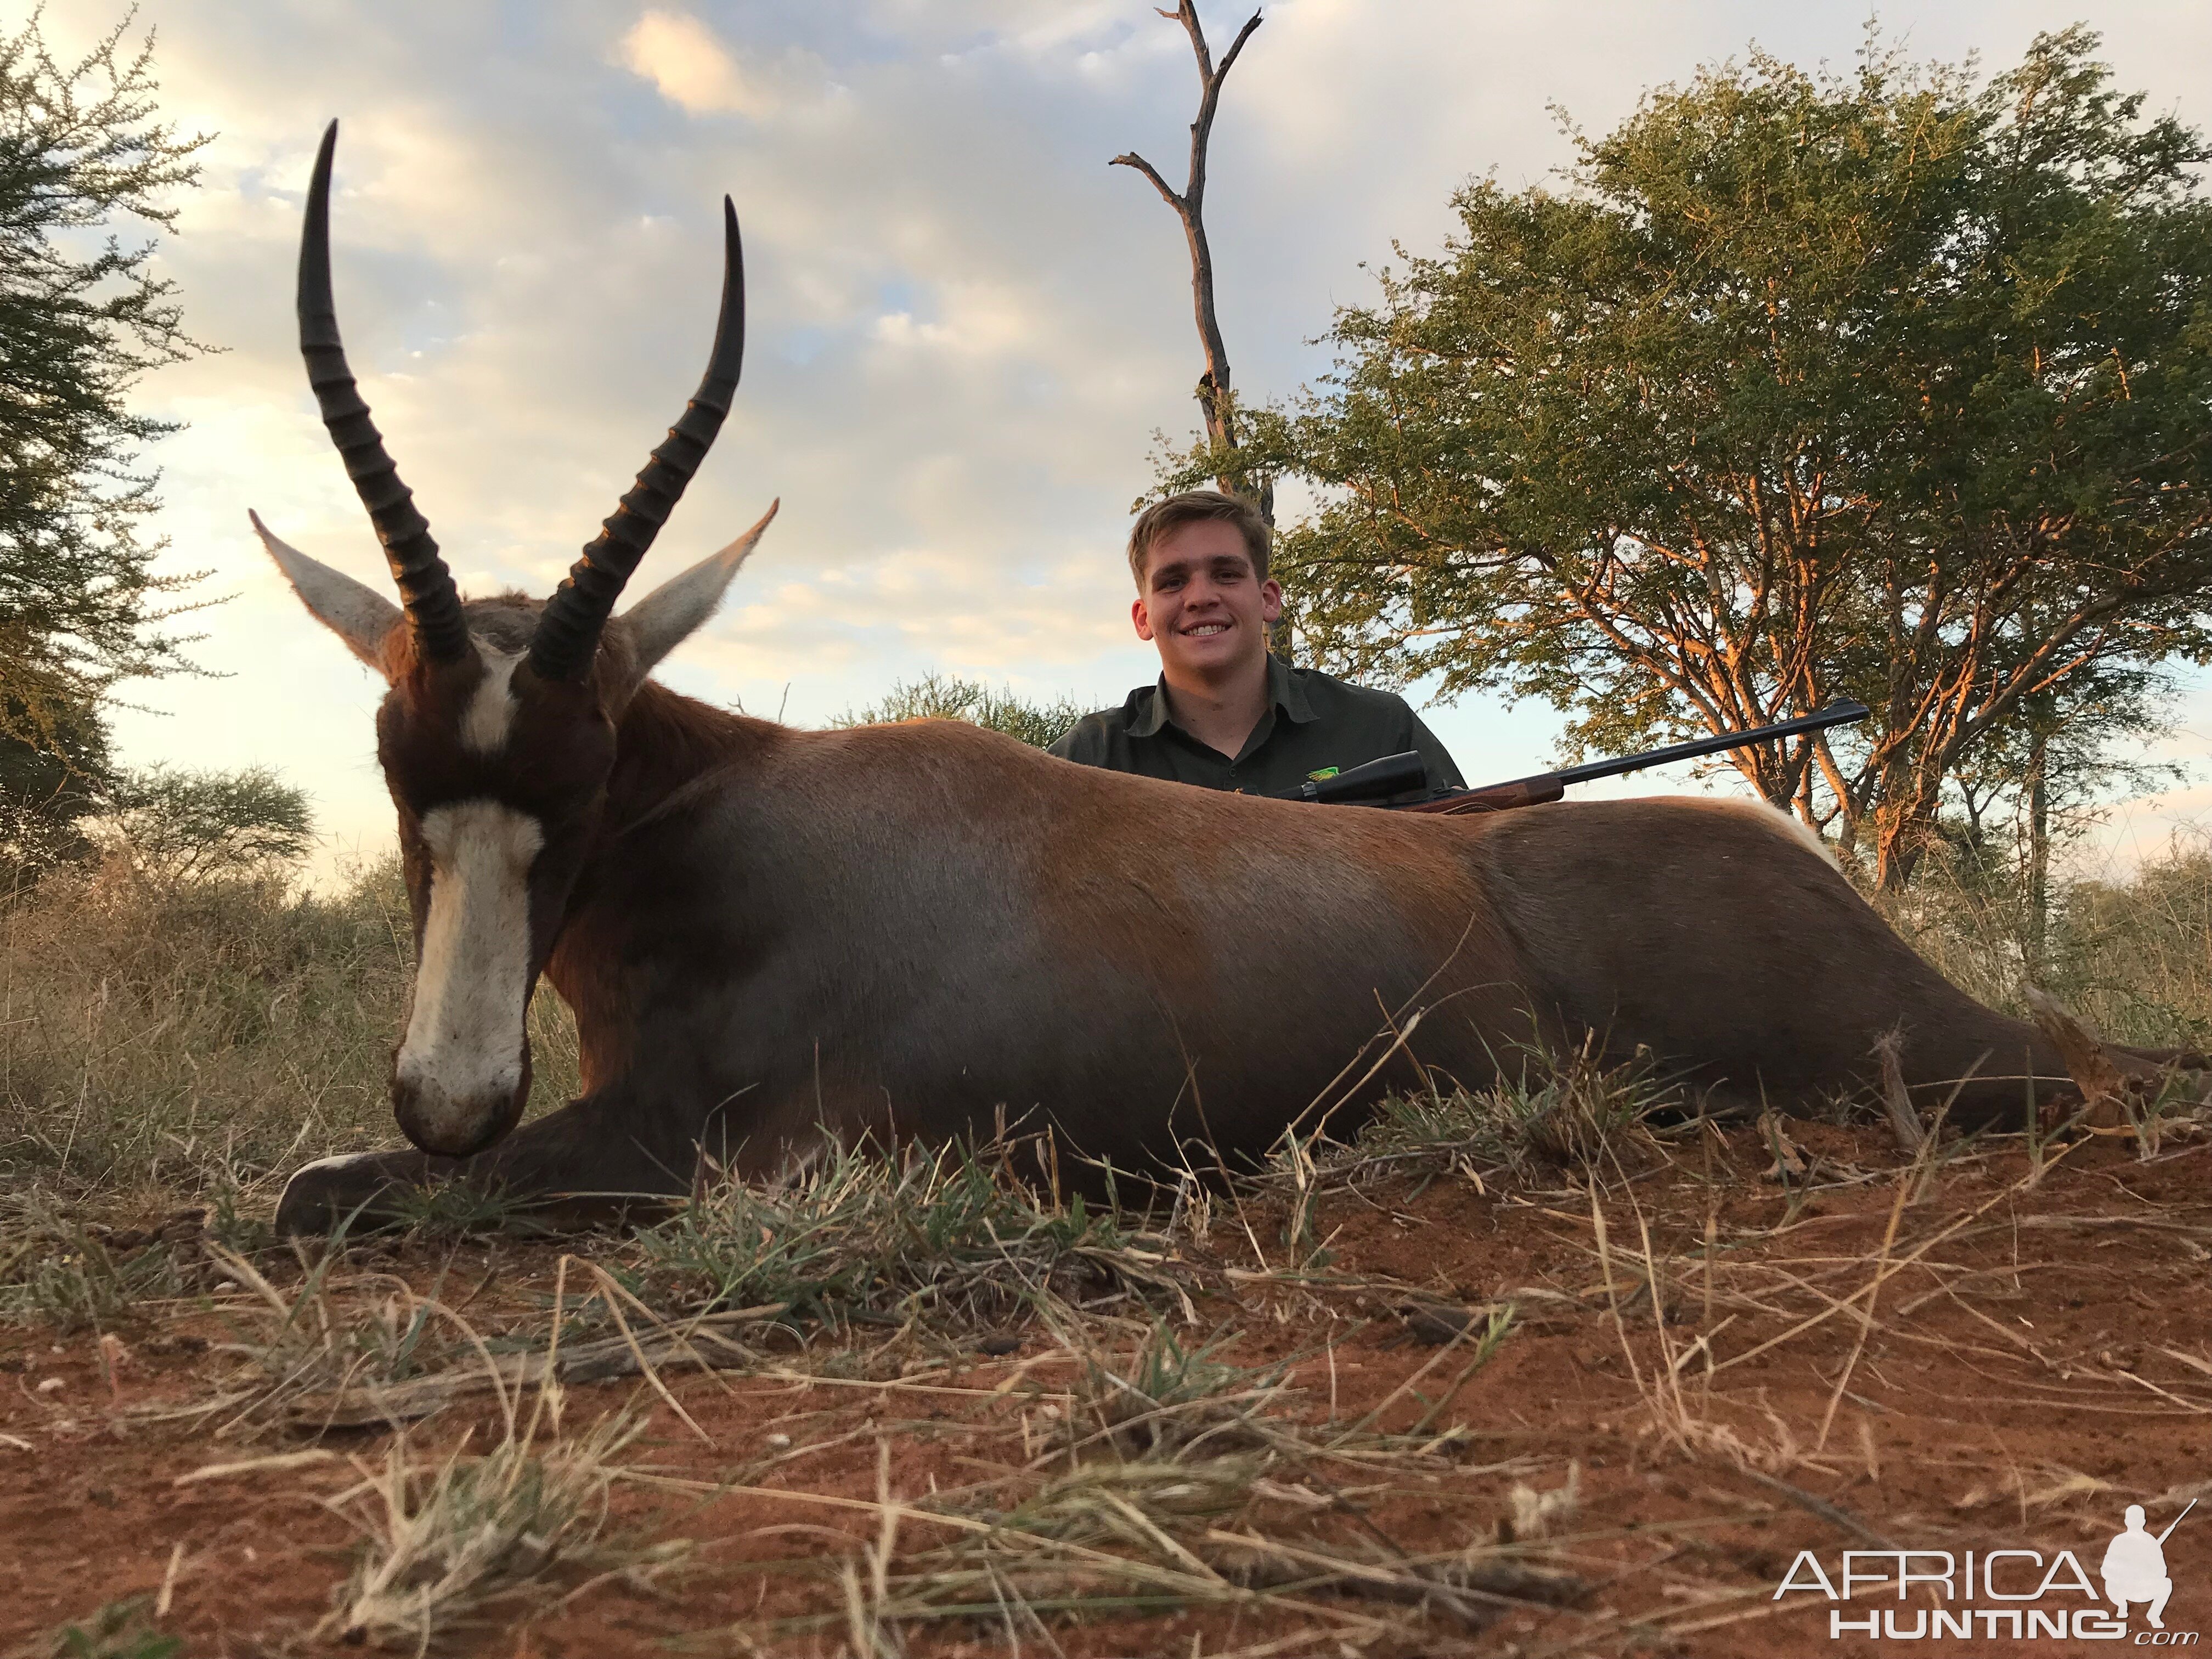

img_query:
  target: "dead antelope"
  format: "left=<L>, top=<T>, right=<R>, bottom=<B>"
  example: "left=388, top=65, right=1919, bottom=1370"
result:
left=263, top=126, right=2169, bottom=1233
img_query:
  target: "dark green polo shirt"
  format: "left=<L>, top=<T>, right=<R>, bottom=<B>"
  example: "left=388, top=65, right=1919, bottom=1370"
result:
left=1049, top=656, right=1466, bottom=798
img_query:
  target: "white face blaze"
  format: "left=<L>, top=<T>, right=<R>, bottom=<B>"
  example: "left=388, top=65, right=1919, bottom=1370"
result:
left=461, top=647, right=523, bottom=755
left=393, top=796, right=545, bottom=1149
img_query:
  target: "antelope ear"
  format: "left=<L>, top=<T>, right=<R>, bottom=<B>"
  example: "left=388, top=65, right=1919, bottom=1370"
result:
left=619, top=499, right=779, bottom=679
left=251, top=510, right=403, bottom=678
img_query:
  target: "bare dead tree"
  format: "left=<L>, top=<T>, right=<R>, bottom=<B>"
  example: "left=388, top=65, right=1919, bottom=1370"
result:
left=1111, top=2, right=1271, bottom=528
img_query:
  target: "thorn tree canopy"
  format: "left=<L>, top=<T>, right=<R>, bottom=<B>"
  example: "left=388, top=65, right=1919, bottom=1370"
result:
left=1231, top=28, right=2212, bottom=888
left=0, top=13, right=210, bottom=755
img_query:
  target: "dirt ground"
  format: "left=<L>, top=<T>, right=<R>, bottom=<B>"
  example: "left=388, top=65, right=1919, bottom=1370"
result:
left=5, top=1113, right=2208, bottom=1658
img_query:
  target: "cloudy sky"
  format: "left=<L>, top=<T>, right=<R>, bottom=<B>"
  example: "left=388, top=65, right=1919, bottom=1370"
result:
left=38, top=0, right=2212, bottom=874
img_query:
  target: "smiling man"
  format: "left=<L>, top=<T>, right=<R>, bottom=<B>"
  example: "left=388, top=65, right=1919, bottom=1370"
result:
left=1050, top=491, right=1464, bottom=797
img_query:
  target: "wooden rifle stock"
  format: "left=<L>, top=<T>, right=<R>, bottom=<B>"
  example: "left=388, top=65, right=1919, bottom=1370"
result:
left=1399, top=774, right=1565, bottom=815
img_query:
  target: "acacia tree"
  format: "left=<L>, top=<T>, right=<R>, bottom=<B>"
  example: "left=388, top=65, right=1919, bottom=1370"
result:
left=0, top=691, right=108, bottom=884
left=1233, top=30, right=2212, bottom=887
left=96, top=764, right=311, bottom=888
left=0, top=14, right=208, bottom=753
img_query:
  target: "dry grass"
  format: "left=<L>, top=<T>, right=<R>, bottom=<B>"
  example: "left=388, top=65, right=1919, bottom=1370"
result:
left=190, top=1240, right=477, bottom=1434
left=0, top=856, right=578, bottom=1207
left=9, top=1055, right=2210, bottom=1653
left=318, top=1407, right=671, bottom=1649
left=0, top=1194, right=202, bottom=1332
left=1881, top=835, right=2212, bottom=1049
left=640, top=1313, right=1580, bottom=1651
left=1322, top=1039, right=1682, bottom=1205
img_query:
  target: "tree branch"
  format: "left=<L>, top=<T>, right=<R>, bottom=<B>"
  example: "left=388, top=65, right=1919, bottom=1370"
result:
left=1108, top=151, right=1183, bottom=212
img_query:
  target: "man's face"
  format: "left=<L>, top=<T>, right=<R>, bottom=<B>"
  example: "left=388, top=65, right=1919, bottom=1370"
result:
left=1132, top=519, right=1283, bottom=682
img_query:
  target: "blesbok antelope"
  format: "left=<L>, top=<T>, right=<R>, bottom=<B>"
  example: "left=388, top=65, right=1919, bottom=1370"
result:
left=265, top=126, right=2151, bottom=1234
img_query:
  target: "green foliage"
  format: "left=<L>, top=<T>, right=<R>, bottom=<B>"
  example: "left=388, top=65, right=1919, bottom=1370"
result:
left=7, top=748, right=312, bottom=896
left=1944, top=670, right=2181, bottom=855
left=0, top=14, right=211, bottom=747
left=0, top=1211, right=188, bottom=1331
left=0, top=691, right=110, bottom=884
left=40, top=1598, right=179, bottom=1659
left=94, top=763, right=312, bottom=886
left=1224, top=27, right=2212, bottom=888
left=836, top=672, right=1086, bottom=751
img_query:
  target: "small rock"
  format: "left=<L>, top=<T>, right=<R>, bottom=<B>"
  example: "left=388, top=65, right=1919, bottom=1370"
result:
left=977, top=1333, right=1021, bottom=1357
left=1402, top=1303, right=1475, bottom=1345
left=764, top=1433, right=791, bottom=1451
left=36, top=1378, right=65, bottom=1395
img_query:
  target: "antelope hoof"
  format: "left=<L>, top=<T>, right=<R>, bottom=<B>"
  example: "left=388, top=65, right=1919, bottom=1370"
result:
left=273, top=1150, right=423, bottom=1235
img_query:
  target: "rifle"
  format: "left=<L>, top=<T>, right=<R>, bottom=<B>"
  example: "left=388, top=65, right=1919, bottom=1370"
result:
left=1271, top=701, right=1871, bottom=814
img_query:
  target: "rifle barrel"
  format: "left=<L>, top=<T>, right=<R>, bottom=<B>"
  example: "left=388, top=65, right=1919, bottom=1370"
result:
left=1551, top=701, right=1870, bottom=787
left=2157, top=1497, right=2197, bottom=1545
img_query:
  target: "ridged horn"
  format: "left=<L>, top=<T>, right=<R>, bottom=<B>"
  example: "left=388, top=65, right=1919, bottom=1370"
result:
left=298, top=121, right=469, bottom=664
left=528, top=196, right=746, bottom=682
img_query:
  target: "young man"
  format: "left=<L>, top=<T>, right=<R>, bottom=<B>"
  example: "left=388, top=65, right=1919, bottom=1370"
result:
left=1050, top=490, right=1465, bottom=797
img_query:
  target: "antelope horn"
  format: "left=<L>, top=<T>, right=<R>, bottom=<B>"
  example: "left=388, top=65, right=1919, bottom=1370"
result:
left=528, top=197, right=746, bottom=683
left=297, top=121, right=469, bottom=664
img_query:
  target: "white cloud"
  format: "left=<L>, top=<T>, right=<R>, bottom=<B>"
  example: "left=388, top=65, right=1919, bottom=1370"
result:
left=619, top=10, right=763, bottom=116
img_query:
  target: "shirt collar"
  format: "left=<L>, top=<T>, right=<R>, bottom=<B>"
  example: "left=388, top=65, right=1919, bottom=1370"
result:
left=1129, top=655, right=1316, bottom=739
left=1270, top=653, right=1319, bottom=725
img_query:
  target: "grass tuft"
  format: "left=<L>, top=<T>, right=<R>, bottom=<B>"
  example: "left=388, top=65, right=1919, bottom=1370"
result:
left=625, top=1138, right=1180, bottom=1333
left=744, top=1308, right=1572, bottom=1647
left=0, top=1194, right=218, bottom=1332
left=201, top=1240, right=463, bottom=1429
left=318, top=1410, right=658, bottom=1649
left=36, top=1596, right=180, bottom=1659
left=1344, top=1039, right=1678, bottom=1183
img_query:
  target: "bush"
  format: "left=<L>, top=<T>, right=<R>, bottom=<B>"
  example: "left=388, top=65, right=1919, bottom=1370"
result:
left=1875, top=836, right=2212, bottom=1051
left=835, top=672, right=1086, bottom=751
left=2054, top=846, right=2212, bottom=1050
left=93, top=764, right=311, bottom=887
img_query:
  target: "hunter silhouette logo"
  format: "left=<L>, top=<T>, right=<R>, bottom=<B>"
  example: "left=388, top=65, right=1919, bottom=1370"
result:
left=2106, top=1500, right=2192, bottom=1630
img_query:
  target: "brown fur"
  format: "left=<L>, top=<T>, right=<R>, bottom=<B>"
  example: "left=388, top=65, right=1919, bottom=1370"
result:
left=276, top=611, right=2115, bottom=1232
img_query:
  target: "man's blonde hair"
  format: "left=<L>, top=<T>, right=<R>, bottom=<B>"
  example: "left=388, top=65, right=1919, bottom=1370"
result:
left=1127, top=490, right=1270, bottom=589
